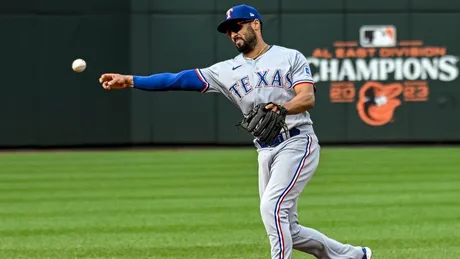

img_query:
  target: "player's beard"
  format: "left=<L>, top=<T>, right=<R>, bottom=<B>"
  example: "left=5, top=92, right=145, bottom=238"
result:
left=235, top=27, right=257, bottom=54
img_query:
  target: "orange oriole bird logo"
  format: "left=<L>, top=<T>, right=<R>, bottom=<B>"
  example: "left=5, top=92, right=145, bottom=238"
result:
left=356, top=81, right=403, bottom=126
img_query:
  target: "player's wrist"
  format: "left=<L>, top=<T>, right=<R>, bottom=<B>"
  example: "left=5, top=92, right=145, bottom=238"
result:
left=279, top=103, right=290, bottom=114
left=125, top=75, right=134, bottom=88
left=280, top=105, right=289, bottom=115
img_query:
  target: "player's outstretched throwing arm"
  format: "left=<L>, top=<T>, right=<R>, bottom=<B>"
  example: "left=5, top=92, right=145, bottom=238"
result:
left=98, top=69, right=208, bottom=92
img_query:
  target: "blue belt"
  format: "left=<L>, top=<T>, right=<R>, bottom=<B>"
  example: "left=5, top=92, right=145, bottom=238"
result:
left=257, top=127, right=300, bottom=148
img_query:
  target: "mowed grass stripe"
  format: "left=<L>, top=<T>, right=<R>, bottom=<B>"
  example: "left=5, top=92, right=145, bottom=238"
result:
left=0, top=149, right=258, bottom=167
left=0, top=157, right=455, bottom=174
left=0, top=197, right=458, bottom=216
left=0, top=244, right=271, bottom=259
left=1, top=170, right=458, bottom=188
left=0, top=191, right=458, bottom=211
left=0, top=179, right=456, bottom=196
left=2, top=221, right=460, bottom=244
left=0, top=187, right=458, bottom=204
left=0, top=176, right=257, bottom=186
left=0, top=164, right=257, bottom=177
left=1, top=243, right=459, bottom=259
left=3, top=163, right=455, bottom=179
left=1, top=182, right=458, bottom=200
left=0, top=147, right=456, bottom=168
left=0, top=234, right=457, bottom=249
left=0, top=202, right=458, bottom=224
left=1, top=213, right=459, bottom=235
left=1, top=241, right=459, bottom=259
left=0, top=203, right=456, bottom=222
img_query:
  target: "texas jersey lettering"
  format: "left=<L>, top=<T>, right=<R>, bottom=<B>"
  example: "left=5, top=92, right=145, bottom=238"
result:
left=197, top=45, right=315, bottom=131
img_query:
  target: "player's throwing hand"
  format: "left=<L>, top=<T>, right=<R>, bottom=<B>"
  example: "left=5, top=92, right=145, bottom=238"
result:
left=99, top=73, right=133, bottom=90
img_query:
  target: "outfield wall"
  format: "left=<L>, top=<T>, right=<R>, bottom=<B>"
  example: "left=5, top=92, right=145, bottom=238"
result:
left=1, top=0, right=460, bottom=147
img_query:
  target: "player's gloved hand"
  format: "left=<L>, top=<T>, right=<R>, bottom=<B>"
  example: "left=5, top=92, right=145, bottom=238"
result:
left=99, top=74, right=133, bottom=90
left=237, top=102, right=289, bottom=146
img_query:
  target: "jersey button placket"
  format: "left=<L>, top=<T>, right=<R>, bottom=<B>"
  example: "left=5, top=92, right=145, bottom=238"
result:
left=253, top=60, right=260, bottom=105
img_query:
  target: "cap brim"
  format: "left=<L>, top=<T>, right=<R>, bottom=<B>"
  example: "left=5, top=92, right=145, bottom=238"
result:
left=217, top=18, right=246, bottom=33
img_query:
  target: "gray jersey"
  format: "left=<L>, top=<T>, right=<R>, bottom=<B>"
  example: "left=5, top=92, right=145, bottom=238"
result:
left=197, top=45, right=315, bottom=130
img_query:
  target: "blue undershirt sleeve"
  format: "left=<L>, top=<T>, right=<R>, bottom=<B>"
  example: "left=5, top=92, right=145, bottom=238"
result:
left=132, top=69, right=208, bottom=92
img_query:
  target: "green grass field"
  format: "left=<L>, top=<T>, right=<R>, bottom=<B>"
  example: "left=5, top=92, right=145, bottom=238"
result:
left=0, top=147, right=459, bottom=259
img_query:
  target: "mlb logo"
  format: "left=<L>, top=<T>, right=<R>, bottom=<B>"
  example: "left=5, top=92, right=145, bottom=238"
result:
left=359, top=25, right=396, bottom=48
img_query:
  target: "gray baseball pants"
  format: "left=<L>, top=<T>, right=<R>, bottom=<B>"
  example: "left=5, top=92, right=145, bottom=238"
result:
left=257, top=132, right=365, bottom=259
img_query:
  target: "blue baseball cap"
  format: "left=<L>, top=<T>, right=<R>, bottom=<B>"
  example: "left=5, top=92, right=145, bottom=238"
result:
left=217, top=4, right=263, bottom=33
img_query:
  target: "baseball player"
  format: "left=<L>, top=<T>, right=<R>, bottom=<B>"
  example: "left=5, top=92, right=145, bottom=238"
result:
left=99, top=4, right=373, bottom=259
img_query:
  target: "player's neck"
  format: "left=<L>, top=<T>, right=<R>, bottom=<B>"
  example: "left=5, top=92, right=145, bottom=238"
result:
left=244, top=41, right=269, bottom=59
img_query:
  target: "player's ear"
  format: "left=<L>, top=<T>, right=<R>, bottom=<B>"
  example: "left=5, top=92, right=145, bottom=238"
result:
left=253, top=19, right=262, bottom=31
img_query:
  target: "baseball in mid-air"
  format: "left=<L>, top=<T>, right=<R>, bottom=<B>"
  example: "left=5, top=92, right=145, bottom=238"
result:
left=72, top=58, right=86, bottom=73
